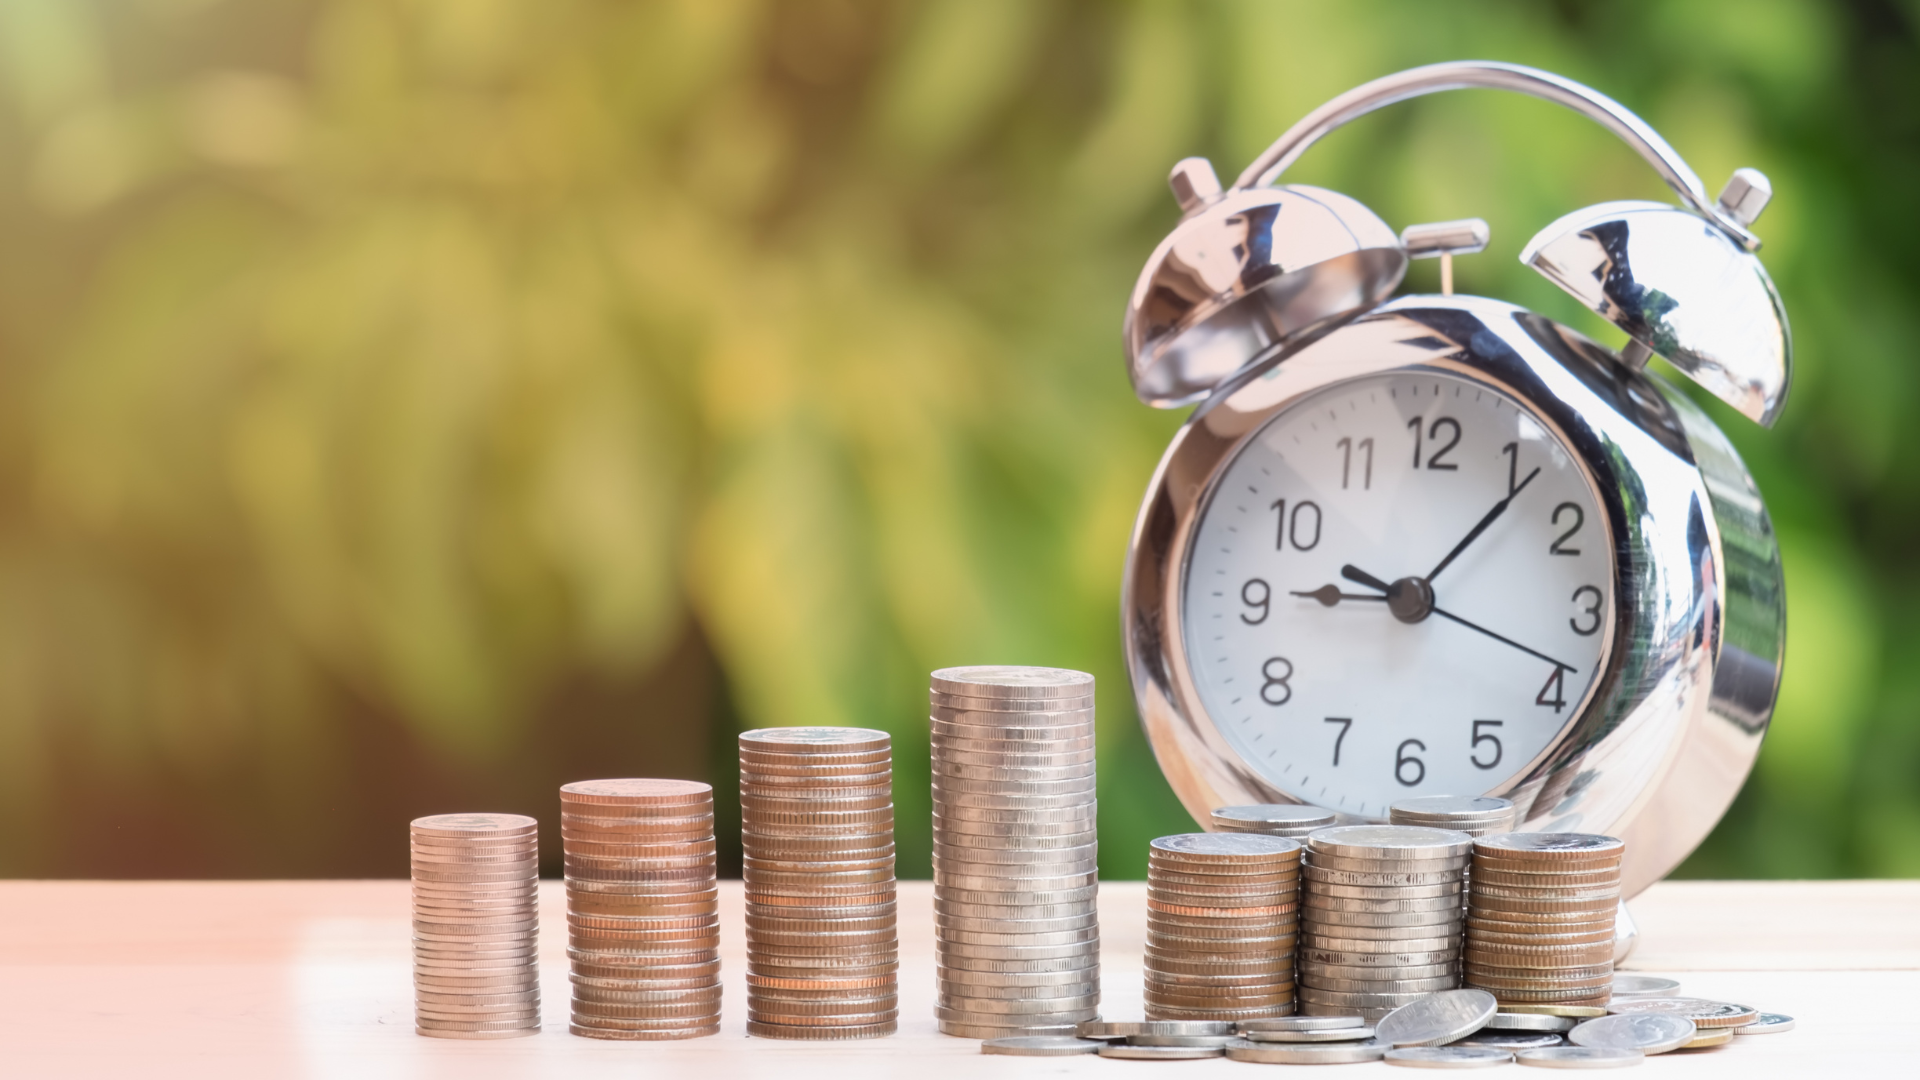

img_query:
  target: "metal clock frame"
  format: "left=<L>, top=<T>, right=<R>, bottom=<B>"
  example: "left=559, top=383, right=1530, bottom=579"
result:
left=1123, top=293, right=1785, bottom=898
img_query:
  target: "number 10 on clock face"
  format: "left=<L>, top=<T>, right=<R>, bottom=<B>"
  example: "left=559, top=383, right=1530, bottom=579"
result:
left=1180, top=371, right=1615, bottom=818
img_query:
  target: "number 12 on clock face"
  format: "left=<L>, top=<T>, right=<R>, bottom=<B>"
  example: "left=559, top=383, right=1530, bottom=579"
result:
left=1182, top=370, right=1613, bottom=818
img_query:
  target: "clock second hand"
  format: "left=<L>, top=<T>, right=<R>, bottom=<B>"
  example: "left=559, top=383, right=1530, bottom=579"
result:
left=1324, top=563, right=1575, bottom=672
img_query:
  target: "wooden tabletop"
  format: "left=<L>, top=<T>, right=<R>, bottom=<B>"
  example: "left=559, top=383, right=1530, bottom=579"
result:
left=1, top=879, right=1911, bottom=1077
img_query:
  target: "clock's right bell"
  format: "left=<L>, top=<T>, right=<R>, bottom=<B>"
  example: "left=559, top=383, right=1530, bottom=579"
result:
left=1521, top=179, right=1792, bottom=427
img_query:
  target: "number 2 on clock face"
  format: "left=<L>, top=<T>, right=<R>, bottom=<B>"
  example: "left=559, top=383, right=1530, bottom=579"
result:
left=1181, top=371, right=1614, bottom=817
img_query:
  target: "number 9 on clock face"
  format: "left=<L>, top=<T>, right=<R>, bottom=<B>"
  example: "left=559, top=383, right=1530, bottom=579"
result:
left=1181, top=371, right=1614, bottom=817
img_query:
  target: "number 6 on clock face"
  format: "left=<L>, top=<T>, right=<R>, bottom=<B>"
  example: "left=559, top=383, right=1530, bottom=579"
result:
left=1180, top=371, right=1614, bottom=818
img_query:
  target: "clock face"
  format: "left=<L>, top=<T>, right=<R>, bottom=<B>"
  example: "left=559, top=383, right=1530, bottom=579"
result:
left=1180, top=370, right=1614, bottom=818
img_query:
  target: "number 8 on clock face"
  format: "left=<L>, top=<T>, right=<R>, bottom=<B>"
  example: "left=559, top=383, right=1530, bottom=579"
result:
left=1181, top=371, right=1613, bottom=818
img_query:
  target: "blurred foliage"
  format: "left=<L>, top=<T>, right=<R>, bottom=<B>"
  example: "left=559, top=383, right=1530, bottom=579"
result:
left=0, top=0, right=1914, bottom=879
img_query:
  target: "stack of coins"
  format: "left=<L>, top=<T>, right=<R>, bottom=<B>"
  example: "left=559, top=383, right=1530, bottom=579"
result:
left=1210, top=805, right=1337, bottom=839
left=1145, top=833, right=1301, bottom=1021
left=930, top=666, right=1099, bottom=1039
left=1389, top=797, right=1516, bottom=837
left=1299, top=825, right=1471, bottom=1022
left=1464, top=833, right=1623, bottom=1010
left=561, top=779, right=720, bottom=1040
left=740, top=727, right=898, bottom=1039
left=410, top=813, right=541, bottom=1039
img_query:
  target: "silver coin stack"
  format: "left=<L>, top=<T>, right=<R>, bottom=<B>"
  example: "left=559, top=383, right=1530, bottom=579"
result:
left=561, top=779, right=720, bottom=1040
left=930, top=665, right=1099, bottom=1039
left=1145, top=833, right=1301, bottom=1021
left=1299, top=825, right=1471, bottom=1022
left=1211, top=804, right=1337, bottom=839
left=741, top=727, right=899, bottom=1039
left=1389, top=797, right=1516, bottom=837
left=1464, top=833, right=1623, bottom=1010
left=410, top=812, right=541, bottom=1039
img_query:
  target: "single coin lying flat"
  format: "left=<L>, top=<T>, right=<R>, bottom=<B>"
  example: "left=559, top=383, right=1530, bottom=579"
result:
left=1605, top=997, right=1759, bottom=1028
left=1098, top=1043, right=1224, bottom=1060
left=1385, top=1046, right=1515, bottom=1069
left=1608, top=975, right=1680, bottom=998
left=1677, top=1029, right=1733, bottom=1049
left=1489, top=1012, right=1577, bottom=1032
left=1242, top=1026, right=1373, bottom=1043
left=1456, top=1030, right=1564, bottom=1050
left=1237, top=1015, right=1366, bottom=1033
left=1226, top=1038, right=1389, bottom=1064
left=1515, top=1046, right=1645, bottom=1069
left=980, top=1036, right=1103, bottom=1056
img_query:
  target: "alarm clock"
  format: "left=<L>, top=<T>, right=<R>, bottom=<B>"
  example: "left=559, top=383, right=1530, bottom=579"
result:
left=1121, top=62, right=1788, bottom=901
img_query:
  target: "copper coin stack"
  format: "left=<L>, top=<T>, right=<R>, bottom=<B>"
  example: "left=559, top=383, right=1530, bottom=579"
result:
left=410, top=812, right=541, bottom=1039
left=561, top=778, right=721, bottom=1040
left=1145, top=832, right=1302, bottom=1021
left=930, top=665, right=1100, bottom=1040
left=1464, top=833, right=1624, bottom=1010
left=1210, top=804, right=1337, bottom=839
left=740, top=727, right=899, bottom=1039
left=1299, top=825, right=1472, bottom=1022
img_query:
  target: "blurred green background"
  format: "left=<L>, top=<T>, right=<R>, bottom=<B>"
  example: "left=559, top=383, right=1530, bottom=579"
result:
left=0, top=0, right=1913, bottom=881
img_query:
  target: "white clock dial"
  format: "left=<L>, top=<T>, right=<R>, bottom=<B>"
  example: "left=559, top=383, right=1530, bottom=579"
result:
left=1181, top=371, right=1614, bottom=818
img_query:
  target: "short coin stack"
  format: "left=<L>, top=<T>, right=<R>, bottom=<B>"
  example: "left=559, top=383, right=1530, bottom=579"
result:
left=1389, top=797, right=1516, bottom=837
left=1300, top=825, right=1471, bottom=1022
left=410, top=813, right=541, bottom=1039
left=740, top=727, right=898, bottom=1039
left=1464, top=833, right=1623, bottom=1010
left=1210, top=804, right=1337, bottom=839
left=1145, top=833, right=1301, bottom=1021
left=561, top=779, right=720, bottom=1040
left=930, top=666, right=1099, bottom=1039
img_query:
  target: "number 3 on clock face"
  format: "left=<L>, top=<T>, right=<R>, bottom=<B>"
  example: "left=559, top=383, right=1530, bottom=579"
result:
left=1180, top=370, right=1615, bottom=818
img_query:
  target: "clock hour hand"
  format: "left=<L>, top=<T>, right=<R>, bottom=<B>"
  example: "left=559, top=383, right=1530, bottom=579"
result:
left=1425, top=466, right=1542, bottom=583
left=1291, top=585, right=1387, bottom=607
left=1431, top=606, right=1573, bottom=671
left=1340, top=565, right=1394, bottom=593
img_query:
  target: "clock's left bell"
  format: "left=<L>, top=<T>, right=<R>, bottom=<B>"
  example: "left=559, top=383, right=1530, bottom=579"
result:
left=1124, top=159, right=1406, bottom=408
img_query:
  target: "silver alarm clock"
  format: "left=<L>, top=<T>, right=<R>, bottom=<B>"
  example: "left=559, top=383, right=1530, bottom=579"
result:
left=1121, top=62, right=1787, bottom=901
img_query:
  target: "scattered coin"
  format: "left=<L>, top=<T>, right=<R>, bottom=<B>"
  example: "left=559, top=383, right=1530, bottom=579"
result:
left=1515, top=1046, right=1644, bottom=1069
left=932, top=667, right=1099, bottom=1038
left=1568, top=1013, right=1696, bottom=1055
left=1226, top=1038, right=1390, bottom=1064
left=1374, top=989, right=1499, bottom=1047
left=1607, top=976, right=1679, bottom=998
left=1385, top=1046, right=1516, bottom=1068
left=1128, top=1033, right=1242, bottom=1047
left=1241, top=1026, right=1373, bottom=1043
left=1098, top=1043, right=1225, bottom=1060
left=1457, top=1030, right=1564, bottom=1049
left=1501, top=1004, right=1607, bottom=1018
left=1603, top=997, right=1758, bottom=1028
left=1489, top=1012, right=1577, bottom=1032
left=1237, top=1015, right=1365, bottom=1033
left=981, top=1035, right=1104, bottom=1056
left=410, top=813, right=540, bottom=1040
left=1734, top=1012, right=1794, bottom=1034
left=1680, top=1028, right=1733, bottom=1049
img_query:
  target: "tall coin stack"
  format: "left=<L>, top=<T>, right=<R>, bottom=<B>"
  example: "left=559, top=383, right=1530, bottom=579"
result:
left=561, top=779, right=721, bottom=1040
left=740, top=727, right=899, bottom=1040
left=929, top=666, right=1099, bottom=1039
left=1464, top=833, right=1623, bottom=1010
left=1211, top=804, right=1337, bottom=839
left=1145, top=833, right=1301, bottom=1021
left=1299, top=825, right=1472, bottom=1022
left=411, top=813, right=541, bottom=1039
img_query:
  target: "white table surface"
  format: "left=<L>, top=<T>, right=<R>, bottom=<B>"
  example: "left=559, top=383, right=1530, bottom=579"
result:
left=0, top=878, right=1912, bottom=1078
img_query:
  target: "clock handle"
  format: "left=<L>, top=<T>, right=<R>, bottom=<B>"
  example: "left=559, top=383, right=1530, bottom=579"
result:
left=1232, top=61, right=1760, bottom=251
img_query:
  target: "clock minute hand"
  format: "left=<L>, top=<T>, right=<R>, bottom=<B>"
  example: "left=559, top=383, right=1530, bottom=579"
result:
left=1431, top=606, right=1573, bottom=671
left=1425, top=466, right=1542, bottom=583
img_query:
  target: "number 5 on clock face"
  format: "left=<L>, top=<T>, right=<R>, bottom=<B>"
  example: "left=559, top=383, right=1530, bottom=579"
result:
left=1181, top=371, right=1614, bottom=818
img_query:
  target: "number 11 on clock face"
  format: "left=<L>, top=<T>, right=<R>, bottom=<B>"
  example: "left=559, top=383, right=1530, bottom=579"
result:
left=1182, top=370, right=1613, bottom=818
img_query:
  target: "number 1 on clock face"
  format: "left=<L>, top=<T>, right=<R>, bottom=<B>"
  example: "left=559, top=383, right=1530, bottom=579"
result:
left=1181, top=371, right=1613, bottom=817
